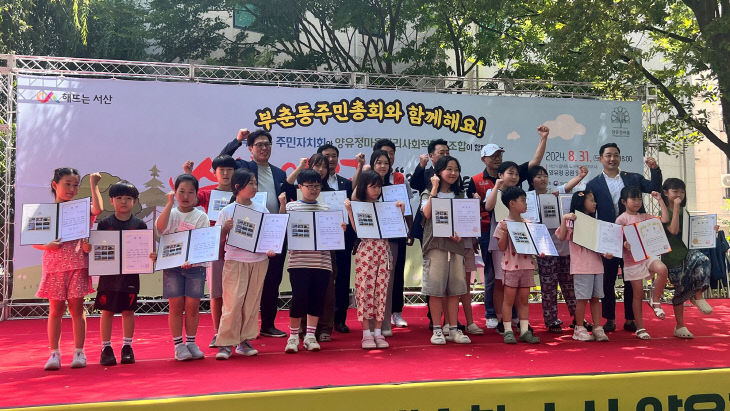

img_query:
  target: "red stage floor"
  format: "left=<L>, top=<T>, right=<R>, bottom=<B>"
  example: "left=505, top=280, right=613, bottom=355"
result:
left=1, top=301, right=729, bottom=408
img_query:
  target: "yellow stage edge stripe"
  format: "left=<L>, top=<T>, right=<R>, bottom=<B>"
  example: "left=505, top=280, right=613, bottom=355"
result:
left=7, top=368, right=730, bottom=411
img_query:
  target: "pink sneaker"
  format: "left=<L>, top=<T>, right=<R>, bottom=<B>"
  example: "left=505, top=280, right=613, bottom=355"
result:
left=361, top=335, right=376, bottom=349
left=374, top=335, right=389, bottom=349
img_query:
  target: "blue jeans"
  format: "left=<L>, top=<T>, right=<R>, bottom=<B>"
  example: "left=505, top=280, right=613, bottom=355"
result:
left=478, top=232, right=496, bottom=319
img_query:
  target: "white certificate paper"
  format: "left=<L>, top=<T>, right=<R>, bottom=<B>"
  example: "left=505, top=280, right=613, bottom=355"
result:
left=20, top=203, right=58, bottom=245
left=187, top=226, right=222, bottom=265
left=255, top=214, right=289, bottom=254
left=318, top=190, right=349, bottom=224
left=506, top=221, right=538, bottom=255
left=351, top=202, right=381, bottom=239
left=89, top=230, right=122, bottom=276
left=382, top=184, right=413, bottom=216
left=252, top=192, right=268, bottom=209
left=558, top=194, right=573, bottom=218
left=155, top=231, right=190, bottom=270
left=121, top=230, right=154, bottom=274
left=635, top=218, right=671, bottom=257
left=374, top=202, right=408, bottom=239
left=315, top=211, right=345, bottom=250
left=227, top=204, right=265, bottom=252
left=683, top=210, right=717, bottom=249
left=521, top=190, right=540, bottom=222
left=58, top=197, right=91, bottom=242
left=539, top=194, right=561, bottom=229
left=207, top=190, right=232, bottom=221
left=492, top=190, right=509, bottom=222
left=287, top=211, right=316, bottom=250
left=452, top=198, right=481, bottom=237
left=623, top=225, right=648, bottom=263
left=526, top=222, right=559, bottom=256
left=430, top=197, right=454, bottom=238
left=573, top=211, right=623, bottom=258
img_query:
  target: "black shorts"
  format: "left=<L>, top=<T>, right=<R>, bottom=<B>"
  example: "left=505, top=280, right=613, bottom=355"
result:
left=94, top=291, right=137, bottom=313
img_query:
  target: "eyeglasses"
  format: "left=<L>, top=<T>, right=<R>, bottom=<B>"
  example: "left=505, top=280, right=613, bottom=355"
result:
left=302, top=184, right=322, bottom=190
left=253, top=142, right=272, bottom=148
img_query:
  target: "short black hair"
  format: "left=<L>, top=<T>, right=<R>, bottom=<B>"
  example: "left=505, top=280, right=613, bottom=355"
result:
left=354, top=170, right=384, bottom=201
left=570, top=189, right=594, bottom=216
left=108, top=180, right=139, bottom=199
left=212, top=154, right=236, bottom=170
left=174, top=173, right=199, bottom=192
left=501, top=186, right=526, bottom=208
left=497, top=161, right=519, bottom=176
left=316, top=143, right=339, bottom=156
left=527, top=165, right=549, bottom=190
left=661, top=178, right=687, bottom=208
left=297, top=169, right=322, bottom=185
left=599, top=143, right=620, bottom=156
left=428, top=139, right=449, bottom=154
left=373, top=138, right=396, bottom=152
left=247, top=129, right=272, bottom=147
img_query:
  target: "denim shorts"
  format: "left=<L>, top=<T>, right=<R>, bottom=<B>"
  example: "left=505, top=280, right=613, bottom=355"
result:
left=163, top=266, right=206, bottom=299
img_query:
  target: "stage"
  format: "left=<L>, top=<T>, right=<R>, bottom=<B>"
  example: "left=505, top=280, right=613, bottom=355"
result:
left=1, top=301, right=730, bottom=410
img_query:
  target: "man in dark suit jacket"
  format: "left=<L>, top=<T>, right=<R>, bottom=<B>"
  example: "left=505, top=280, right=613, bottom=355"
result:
left=221, top=128, right=289, bottom=337
left=317, top=143, right=355, bottom=333
left=585, top=142, right=662, bottom=333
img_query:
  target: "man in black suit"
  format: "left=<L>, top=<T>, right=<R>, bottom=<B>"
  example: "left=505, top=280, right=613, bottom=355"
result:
left=220, top=129, right=289, bottom=337
left=585, top=142, right=662, bottom=333
left=317, top=143, right=356, bottom=333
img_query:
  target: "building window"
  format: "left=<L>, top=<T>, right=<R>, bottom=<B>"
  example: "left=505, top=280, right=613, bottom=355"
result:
left=234, top=4, right=257, bottom=30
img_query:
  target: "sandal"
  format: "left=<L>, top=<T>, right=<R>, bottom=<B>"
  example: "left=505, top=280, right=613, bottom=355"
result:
left=673, top=326, right=694, bottom=339
left=690, top=298, right=713, bottom=315
left=649, top=299, right=665, bottom=320
left=635, top=328, right=651, bottom=340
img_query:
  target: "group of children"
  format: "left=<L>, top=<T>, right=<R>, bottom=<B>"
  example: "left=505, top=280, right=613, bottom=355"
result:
left=34, top=140, right=716, bottom=370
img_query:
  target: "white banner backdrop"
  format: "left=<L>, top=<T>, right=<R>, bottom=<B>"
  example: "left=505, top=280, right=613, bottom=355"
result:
left=13, top=75, right=643, bottom=298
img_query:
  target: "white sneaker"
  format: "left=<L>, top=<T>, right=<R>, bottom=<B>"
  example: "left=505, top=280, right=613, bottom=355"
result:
left=186, top=342, right=205, bottom=359
left=70, top=351, right=87, bottom=369
left=391, top=312, right=408, bottom=327
left=44, top=352, right=61, bottom=371
left=466, top=323, right=485, bottom=335
left=446, top=329, right=471, bottom=344
left=174, top=344, right=193, bottom=361
left=303, top=335, right=320, bottom=351
left=442, top=324, right=450, bottom=336
left=235, top=341, right=258, bottom=356
left=486, top=318, right=499, bottom=329
left=215, top=346, right=232, bottom=360
left=572, top=326, right=594, bottom=342
left=430, top=329, right=446, bottom=345
left=285, top=335, right=299, bottom=353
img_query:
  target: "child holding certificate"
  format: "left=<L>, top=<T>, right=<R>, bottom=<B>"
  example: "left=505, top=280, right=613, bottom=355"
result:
left=184, top=155, right=236, bottom=349
left=661, top=178, right=714, bottom=338
left=95, top=181, right=154, bottom=366
left=555, top=190, right=610, bottom=342
left=214, top=168, right=283, bottom=359
left=284, top=169, right=343, bottom=353
left=615, top=186, right=670, bottom=340
left=35, top=167, right=103, bottom=370
left=345, top=170, right=404, bottom=349
left=421, top=156, right=471, bottom=345
left=156, top=174, right=210, bottom=361
left=528, top=165, right=588, bottom=333
left=494, top=186, right=540, bottom=344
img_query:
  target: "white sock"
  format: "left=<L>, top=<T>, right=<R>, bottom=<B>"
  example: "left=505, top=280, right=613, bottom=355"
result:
left=503, top=322, right=512, bottom=332
left=363, top=329, right=372, bottom=338
left=374, top=328, right=382, bottom=337
left=520, top=320, right=529, bottom=335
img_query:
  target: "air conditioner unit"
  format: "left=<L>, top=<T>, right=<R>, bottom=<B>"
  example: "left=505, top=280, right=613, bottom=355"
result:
left=722, top=174, right=730, bottom=188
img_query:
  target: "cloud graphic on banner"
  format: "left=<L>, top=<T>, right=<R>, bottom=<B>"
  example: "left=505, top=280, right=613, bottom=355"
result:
left=506, top=131, right=520, bottom=140
left=543, top=114, right=586, bottom=140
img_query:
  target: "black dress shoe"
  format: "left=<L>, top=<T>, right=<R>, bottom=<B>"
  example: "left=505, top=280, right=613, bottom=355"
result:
left=335, top=322, right=350, bottom=333
left=120, top=345, right=135, bottom=364
left=603, top=320, right=616, bottom=333
left=623, top=321, right=638, bottom=332
left=260, top=327, right=287, bottom=338
left=100, top=346, right=116, bottom=366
